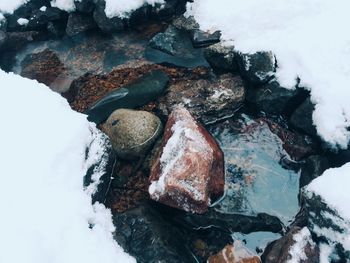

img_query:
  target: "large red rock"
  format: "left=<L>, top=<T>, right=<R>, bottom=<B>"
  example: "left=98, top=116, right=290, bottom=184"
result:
left=149, top=106, right=224, bottom=214
left=208, top=244, right=261, bottom=263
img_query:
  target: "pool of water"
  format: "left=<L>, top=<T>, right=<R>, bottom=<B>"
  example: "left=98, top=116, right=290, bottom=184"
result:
left=209, top=114, right=300, bottom=225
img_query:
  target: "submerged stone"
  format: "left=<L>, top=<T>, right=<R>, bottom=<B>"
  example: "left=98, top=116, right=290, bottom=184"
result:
left=149, top=106, right=225, bottom=214
left=66, top=12, right=97, bottom=36
left=86, top=70, right=169, bottom=124
left=102, top=109, right=162, bottom=159
left=209, top=115, right=300, bottom=224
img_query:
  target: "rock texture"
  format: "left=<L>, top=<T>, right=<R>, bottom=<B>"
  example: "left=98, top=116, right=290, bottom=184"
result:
left=102, top=109, right=162, bottom=159
left=204, top=43, right=238, bottom=72
left=208, top=243, right=261, bottom=263
left=149, top=106, right=225, bottom=214
left=290, top=97, right=317, bottom=137
left=158, top=73, right=245, bottom=124
left=262, top=227, right=319, bottom=263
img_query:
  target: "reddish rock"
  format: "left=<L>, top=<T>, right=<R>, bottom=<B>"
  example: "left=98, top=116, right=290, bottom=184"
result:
left=149, top=106, right=224, bottom=214
left=208, top=244, right=261, bottom=263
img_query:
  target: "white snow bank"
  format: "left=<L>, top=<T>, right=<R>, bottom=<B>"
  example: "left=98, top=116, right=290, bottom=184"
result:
left=0, top=0, right=27, bottom=13
left=50, top=0, right=75, bottom=12
left=0, top=70, right=135, bottom=263
left=187, top=0, right=350, bottom=148
left=104, top=0, right=164, bottom=18
left=287, top=228, right=315, bottom=263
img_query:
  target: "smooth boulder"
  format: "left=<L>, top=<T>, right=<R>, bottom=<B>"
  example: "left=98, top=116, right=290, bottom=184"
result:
left=102, top=109, right=162, bottom=159
left=149, top=106, right=225, bottom=214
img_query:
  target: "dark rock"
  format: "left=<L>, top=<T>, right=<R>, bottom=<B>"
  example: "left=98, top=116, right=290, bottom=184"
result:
left=149, top=106, right=225, bottom=214
left=246, top=80, right=301, bottom=116
left=20, top=49, right=69, bottom=92
left=204, top=43, right=238, bottom=73
left=1, top=31, right=46, bottom=51
left=113, top=203, right=199, bottom=263
left=0, top=30, right=7, bottom=50
left=237, top=51, right=276, bottom=85
left=290, top=97, right=317, bottom=137
left=74, top=0, right=95, bottom=13
left=126, top=5, right=152, bottom=28
left=66, top=12, right=97, bottom=36
left=0, top=16, right=7, bottom=31
left=152, top=0, right=188, bottom=21
left=102, top=109, right=162, bottom=159
left=262, top=227, right=319, bottom=263
left=157, top=73, right=245, bottom=124
left=147, top=25, right=208, bottom=68
left=171, top=15, right=199, bottom=32
left=300, top=155, right=329, bottom=188
left=27, top=7, right=68, bottom=30
left=208, top=244, right=261, bottom=263
left=86, top=70, right=169, bottom=124
left=93, top=0, right=124, bottom=33
left=191, top=30, right=221, bottom=48
left=47, top=20, right=66, bottom=37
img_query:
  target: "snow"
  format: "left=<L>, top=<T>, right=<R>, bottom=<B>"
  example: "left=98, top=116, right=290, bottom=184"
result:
left=40, top=6, right=47, bottom=12
left=0, top=0, right=27, bottom=14
left=187, top=0, right=350, bottom=148
left=50, top=0, right=75, bottom=12
left=287, top=227, right=315, bottom=263
left=17, top=17, right=29, bottom=25
left=0, top=70, right=135, bottom=263
left=104, top=0, right=164, bottom=18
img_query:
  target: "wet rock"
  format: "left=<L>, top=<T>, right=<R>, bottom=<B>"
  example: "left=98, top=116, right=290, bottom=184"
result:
left=0, top=30, right=6, bottom=50
left=208, top=243, right=261, bottom=263
left=112, top=203, right=199, bottom=263
left=149, top=106, right=225, bottom=214
left=152, top=0, right=188, bottom=21
left=126, top=5, right=152, bottom=28
left=102, top=109, right=162, bottom=159
left=93, top=0, right=124, bottom=33
left=20, top=49, right=68, bottom=92
left=191, top=30, right=221, bottom=48
left=27, top=7, right=68, bottom=31
left=47, top=20, right=66, bottom=38
left=290, top=97, right=317, bottom=137
left=147, top=25, right=208, bottom=68
left=246, top=80, right=301, bottom=116
left=86, top=70, right=169, bottom=124
left=261, top=227, right=319, bottom=263
left=299, top=155, right=329, bottom=188
left=74, top=0, right=95, bottom=13
left=237, top=51, right=276, bottom=85
left=171, top=15, right=199, bottom=32
left=204, top=43, right=238, bottom=73
left=1, top=31, right=46, bottom=51
left=158, top=73, right=245, bottom=124
left=0, top=17, right=7, bottom=31
left=66, top=12, right=97, bottom=36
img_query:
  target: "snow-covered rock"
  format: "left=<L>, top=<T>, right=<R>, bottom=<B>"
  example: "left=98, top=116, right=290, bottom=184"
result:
left=149, top=106, right=225, bottom=214
left=0, top=70, right=135, bottom=263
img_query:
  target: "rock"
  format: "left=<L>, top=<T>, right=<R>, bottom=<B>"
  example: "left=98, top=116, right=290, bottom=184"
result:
left=20, top=49, right=68, bottom=92
left=147, top=25, right=208, bottom=68
left=86, top=70, right=169, bottom=124
left=27, top=7, right=68, bottom=31
left=299, top=155, right=329, bottom=188
left=66, top=12, right=97, bottom=36
left=152, top=0, right=188, bottom=21
left=290, top=97, right=317, bottom=137
left=149, top=106, right=225, bottom=214
left=190, top=30, right=221, bottom=48
left=93, top=0, right=124, bottom=33
left=47, top=21, right=66, bottom=38
left=171, top=15, right=199, bottom=32
left=157, top=73, right=245, bottom=124
left=261, top=227, right=319, bottom=263
left=0, top=16, right=7, bottom=31
left=237, top=51, right=276, bottom=85
left=204, top=42, right=238, bottom=72
left=246, top=80, right=301, bottom=116
left=74, top=0, right=95, bottom=13
left=208, top=243, right=261, bottom=263
left=102, top=109, right=162, bottom=159
left=112, top=203, right=200, bottom=263
left=126, top=5, right=152, bottom=28
left=0, top=30, right=6, bottom=50
left=1, top=31, right=46, bottom=51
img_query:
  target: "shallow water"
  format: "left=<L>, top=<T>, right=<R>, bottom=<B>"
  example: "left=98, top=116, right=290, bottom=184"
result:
left=209, top=114, right=300, bottom=225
